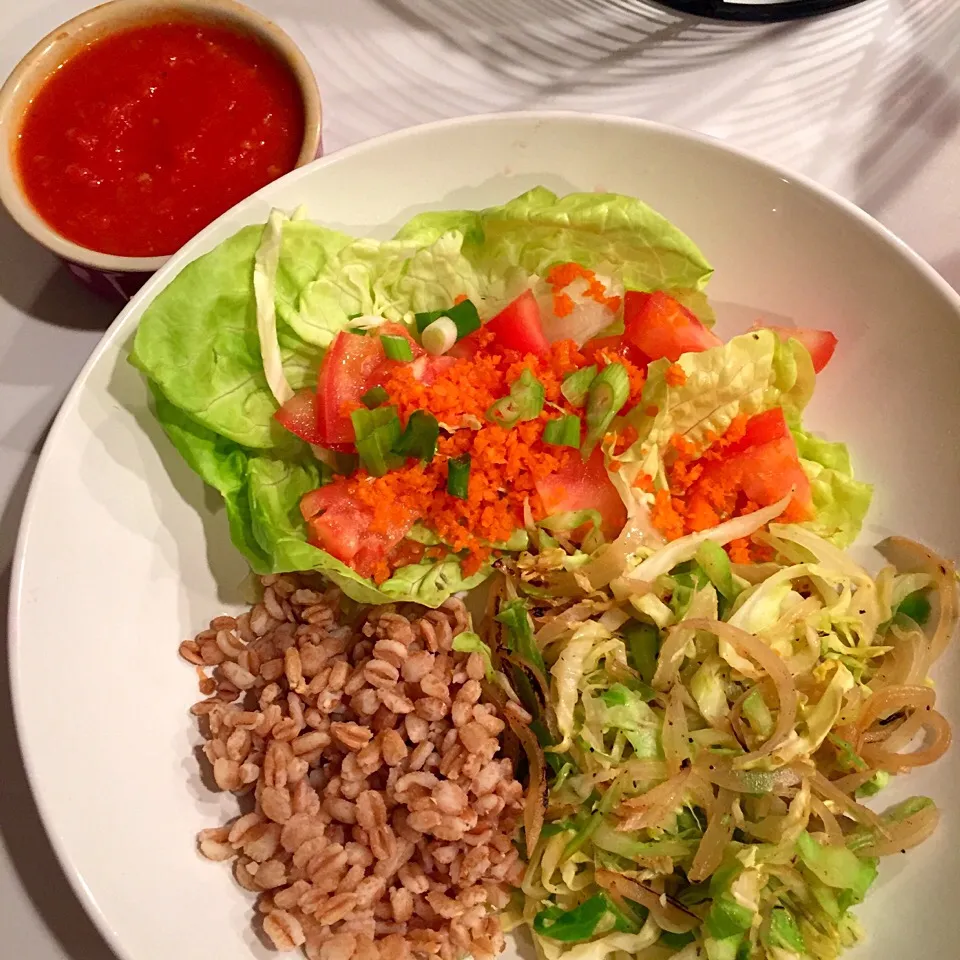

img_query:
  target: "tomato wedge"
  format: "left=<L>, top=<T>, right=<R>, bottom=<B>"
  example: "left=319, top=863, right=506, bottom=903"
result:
left=624, top=290, right=722, bottom=362
left=273, top=388, right=325, bottom=444
left=301, top=483, right=413, bottom=578
left=316, top=323, right=421, bottom=447
left=699, top=408, right=812, bottom=515
left=535, top=448, right=626, bottom=541
left=722, top=407, right=791, bottom=457
left=484, top=290, right=549, bottom=357
left=754, top=323, right=838, bottom=373
left=452, top=291, right=550, bottom=359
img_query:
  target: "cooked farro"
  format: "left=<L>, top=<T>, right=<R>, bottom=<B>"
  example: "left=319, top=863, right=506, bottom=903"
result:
left=185, top=574, right=523, bottom=960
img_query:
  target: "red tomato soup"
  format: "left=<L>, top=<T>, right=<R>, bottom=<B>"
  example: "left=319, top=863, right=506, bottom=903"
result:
left=16, top=20, right=305, bottom=257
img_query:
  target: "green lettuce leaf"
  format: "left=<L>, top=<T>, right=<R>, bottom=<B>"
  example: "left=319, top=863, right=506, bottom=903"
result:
left=151, top=390, right=483, bottom=606
left=245, top=456, right=487, bottom=605
left=792, top=428, right=873, bottom=548
left=151, top=384, right=271, bottom=572
left=471, top=187, right=714, bottom=293
left=131, top=220, right=347, bottom=449
left=292, top=231, right=485, bottom=345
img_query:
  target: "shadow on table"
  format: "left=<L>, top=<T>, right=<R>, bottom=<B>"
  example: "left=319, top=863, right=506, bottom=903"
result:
left=852, top=0, right=960, bottom=217
left=0, top=452, right=118, bottom=960
left=373, top=0, right=795, bottom=99
left=0, top=208, right=116, bottom=333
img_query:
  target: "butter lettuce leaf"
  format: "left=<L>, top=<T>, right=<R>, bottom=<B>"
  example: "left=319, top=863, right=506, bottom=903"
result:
left=151, top=390, right=481, bottom=606
left=793, top=428, right=873, bottom=548
left=472, top=187, right=714, bottom=293
left=605, top=329, right=869, bottom=549
left=292, top=231, right=485, bottom=345
left=246, top=456, right=486, bottom=606
left=150, top=384, right=271, bottom=572
left=131, top=220, right=347, bottom=449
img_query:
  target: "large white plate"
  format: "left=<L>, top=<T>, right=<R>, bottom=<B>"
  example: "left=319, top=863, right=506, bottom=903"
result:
left=10, top=113, right=960, bottom=960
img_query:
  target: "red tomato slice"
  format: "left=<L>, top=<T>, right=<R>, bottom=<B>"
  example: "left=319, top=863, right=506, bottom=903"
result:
left=447, top=334, right=480, bottom=360
left=412, top=355, right=457, bottom=385
left=754, top=323, right=838, bottom=374
left=699, top=408, right=812, bottom=515
left=535, top=448, right=626, bottom=541
left=316, top=332, right=384, bottom=446
left=300, top=483, right=412, bottom=578
left=484, top=290, right=550, bottom=357
left=581, top=335, right=648, bottom=368
left=722, top=407, right=791, bottom=458
left=317, top=323, right=423, bottom=447
left=738, top=437, right=812, bottom=513
left=623, top=290, right=722, bottom=362
left=273, top=388, right=325, bottom=444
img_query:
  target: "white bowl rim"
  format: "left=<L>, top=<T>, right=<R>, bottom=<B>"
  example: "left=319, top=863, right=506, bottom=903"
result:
left=9, top=109, right=960, bottom=960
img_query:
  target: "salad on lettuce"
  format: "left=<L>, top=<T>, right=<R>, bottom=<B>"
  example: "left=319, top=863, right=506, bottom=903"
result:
left=131, top=188, right=866, bottom=607
left=131, top=187, right=959, bottom=959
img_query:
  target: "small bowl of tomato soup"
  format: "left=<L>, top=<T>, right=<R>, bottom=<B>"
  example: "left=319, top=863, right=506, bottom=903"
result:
left=0, top=0, right=321, bottom=301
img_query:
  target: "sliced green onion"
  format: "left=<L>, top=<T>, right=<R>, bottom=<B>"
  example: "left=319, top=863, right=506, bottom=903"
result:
left=447, top=454, right=471, bottom=499
left=414, top=298, right=481, bottom=338
left=543, top=414, right=582, bottom=448
left=422, top=317, right=458, bottom=356
left=561, top=365, right=598, bottom=407
left=533, top=896, right=610, bottom=942
left=360, top=385, right=389, bottom=408
left=623, top=620, right=659, bottom=684
left=896, top=589, right=931, bottom=625
left=381, top=334, right=413, bottom=362
left=351, top=406, right=403, bottom=477
left=495, top=598, right=546, bottom=673
left=695, top=539, right=738, bottom=600
left=393, top=410, right=439, bottom=463
left=582, top=362, right=629, bottom=457
left=486, top=368, right=545, bottom=427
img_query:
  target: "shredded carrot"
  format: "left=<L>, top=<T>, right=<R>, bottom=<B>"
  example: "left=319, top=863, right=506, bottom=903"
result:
left=650, top=489, right=685, bottom=541
left=665, top=363, right=687, bottom=387
left=635, top=473, right=655, bottom=493
left=549, top=339, right=586, bottom=378
left=454, top=293, right=468, bottom=305
left=728, top=537, right=754, bottom=565
left=608, top=460, right=622, bottom=473
left=546, top=262, right=622, bottom=313
left=553, top=292, right=575, bottom=318
left=645, top=405, right=659, bottom=417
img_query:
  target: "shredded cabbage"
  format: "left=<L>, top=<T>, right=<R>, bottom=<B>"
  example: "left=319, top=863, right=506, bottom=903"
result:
left=508, top=524, right=957, bottom=960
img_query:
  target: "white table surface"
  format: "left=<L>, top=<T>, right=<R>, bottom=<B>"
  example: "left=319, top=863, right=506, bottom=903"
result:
left=1, top=1, right=958, bottom=957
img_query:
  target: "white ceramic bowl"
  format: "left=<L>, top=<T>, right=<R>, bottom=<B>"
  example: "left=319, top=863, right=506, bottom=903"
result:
left=10, top=112, right=960, bottom=960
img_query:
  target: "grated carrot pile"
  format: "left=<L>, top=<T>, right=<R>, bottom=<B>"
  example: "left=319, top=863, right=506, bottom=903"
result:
left=646, top=414, right=806, bottom=562
left=343, top=338, right=601, bottom=576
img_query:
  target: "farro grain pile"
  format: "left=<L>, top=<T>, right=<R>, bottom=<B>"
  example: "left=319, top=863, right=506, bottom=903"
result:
left=181, top=574, right=526, bottom=960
